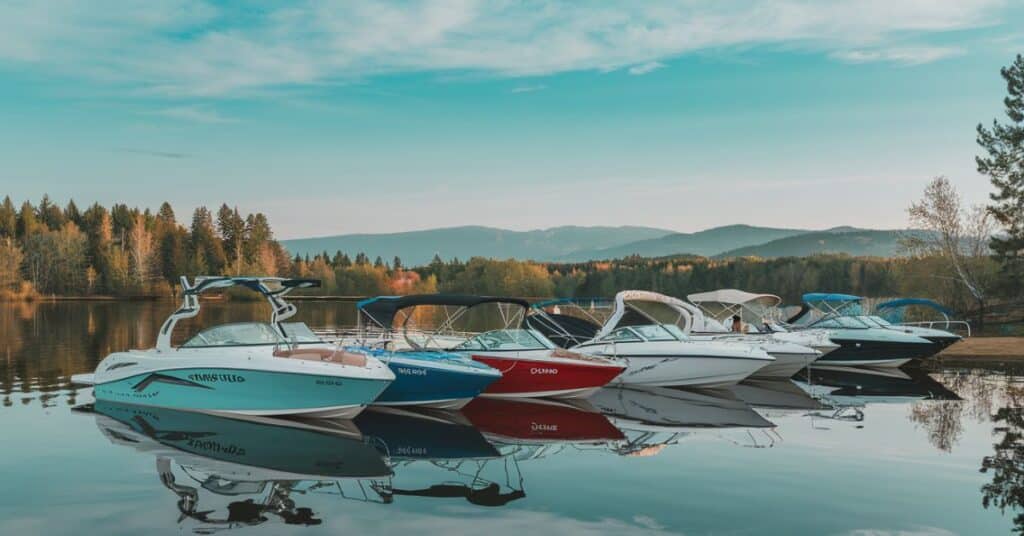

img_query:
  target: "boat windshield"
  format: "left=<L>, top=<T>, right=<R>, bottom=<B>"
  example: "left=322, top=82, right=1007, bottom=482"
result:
left=181, top=322, right=285, bottom=347
left=456, top=329, right=556, bottom=351
left=812, top=316, right=870, bottom=329
left=632, top=324, right=685, bottom=341
left=280, top=322, right=323, bottom=343
left=866, top=316, right=893, bottom=327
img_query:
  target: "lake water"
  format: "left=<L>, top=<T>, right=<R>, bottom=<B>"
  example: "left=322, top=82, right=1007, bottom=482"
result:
left=1, top=301, right=1022, bottom=535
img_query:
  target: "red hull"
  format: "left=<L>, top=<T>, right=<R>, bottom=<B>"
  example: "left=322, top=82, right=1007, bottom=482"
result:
left=462, top=397, right=625, bottom=443
left=468, top=352, right=624, bottom=398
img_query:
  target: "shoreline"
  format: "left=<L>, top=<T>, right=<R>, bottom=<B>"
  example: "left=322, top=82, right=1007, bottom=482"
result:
left=937, top=337, right=1024, bottom=364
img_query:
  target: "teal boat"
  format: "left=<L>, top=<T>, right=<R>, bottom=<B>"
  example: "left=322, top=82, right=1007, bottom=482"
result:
left=71, top=276, right=395, bottom=418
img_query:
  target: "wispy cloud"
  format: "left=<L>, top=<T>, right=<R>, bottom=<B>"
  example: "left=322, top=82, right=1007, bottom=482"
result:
left=510, top=84, right=546, bottom=93
left=115, top=148, right=190, bottom=159
left=628, top=61, right=665, bottom=75
left=0, top=1, right=1011, bottom=97
left=831, top=46, right=965, bottom=65
left=148, top=105, right=237, bottom=124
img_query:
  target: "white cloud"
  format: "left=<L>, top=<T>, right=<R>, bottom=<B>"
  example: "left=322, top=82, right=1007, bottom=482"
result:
left=149, top=105, right=237, bottom=124
left=0, top=0, right=1010, bottom=96
left=831, top=46, right=965, bottom=65
left=628, top=61, right=665, bottom=75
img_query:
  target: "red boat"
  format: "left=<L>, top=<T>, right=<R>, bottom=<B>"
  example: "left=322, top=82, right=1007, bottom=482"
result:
left=461, top=397, right=625, bottom=444
left=357, top=295, right=625, bottom=400
left=454, top=329, right=624, bottom=399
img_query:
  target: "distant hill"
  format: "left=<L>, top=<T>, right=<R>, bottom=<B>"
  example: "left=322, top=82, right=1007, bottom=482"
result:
left=560, top=224, right=808, bottom=260
left=716, top=228, right=915, bottom=258
left=282, top=225, right=673, bottom=266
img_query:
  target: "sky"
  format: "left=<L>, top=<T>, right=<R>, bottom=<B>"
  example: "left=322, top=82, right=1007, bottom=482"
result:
left=1, top=1, right=1023, bottom=239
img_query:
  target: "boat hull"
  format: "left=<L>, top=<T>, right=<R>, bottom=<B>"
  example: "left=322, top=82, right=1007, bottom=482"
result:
left=816, top=339, right=934, bottom=367
left=92, top=366, right=390, bottom=418
left=611, top=354, right=769, bottom=388
left=372, top=355, right=501, bottom=409
left=753, top=350, right=819, bottom=379
left=467, top=352, right=624, bottom=399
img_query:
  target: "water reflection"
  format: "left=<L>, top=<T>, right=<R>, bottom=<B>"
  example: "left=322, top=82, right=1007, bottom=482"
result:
left=6, top=302, right=1024, bottom=533
left=85, top=401, right=390, bottom=532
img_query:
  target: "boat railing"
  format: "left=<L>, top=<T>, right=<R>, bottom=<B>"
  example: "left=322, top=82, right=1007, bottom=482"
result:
left=898, top=320, right=972, bottom=337
left=312, top=326, right=477, bottom=349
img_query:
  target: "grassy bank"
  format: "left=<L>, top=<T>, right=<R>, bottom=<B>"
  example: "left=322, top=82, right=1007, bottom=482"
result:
left=938, top=337, right=1024, bottom=364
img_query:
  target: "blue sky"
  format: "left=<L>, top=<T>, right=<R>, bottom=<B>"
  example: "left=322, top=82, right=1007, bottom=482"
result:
left=1, top=1, right=1023, bottom=238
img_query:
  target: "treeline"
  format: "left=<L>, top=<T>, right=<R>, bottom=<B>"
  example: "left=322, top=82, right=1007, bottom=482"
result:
left=0, top=195, right=1011, bottom=321
left=0, top=196, right=292, bottom=297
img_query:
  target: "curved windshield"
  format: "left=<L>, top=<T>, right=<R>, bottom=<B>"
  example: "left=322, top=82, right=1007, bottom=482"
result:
left=813, top=317, right=870, bottom=329
left=280, top=322, right=323, bottom=343
left=598, top=328, right=643, bottom=343
left=457, top=329, right=555, bottom=351
left=867, top=316, right=893, bottom=327
left=632, top=324, right=683, bottom=341
left=181, top=322, right=284, bottom=347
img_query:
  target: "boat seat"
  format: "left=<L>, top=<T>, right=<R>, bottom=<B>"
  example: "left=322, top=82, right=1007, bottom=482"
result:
left=273, top=347, right=368, bottom=367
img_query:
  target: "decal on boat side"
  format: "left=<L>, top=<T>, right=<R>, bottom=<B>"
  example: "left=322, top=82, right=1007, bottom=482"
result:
left=530, top=368, right=559, bottom=375
left=396, top=367, right=427, bottom=376
left=187, top=373, right=246, bottom=383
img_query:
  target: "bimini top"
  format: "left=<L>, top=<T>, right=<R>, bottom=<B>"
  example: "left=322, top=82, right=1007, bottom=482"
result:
left=876, top=298, right=953, bottom=315
left=186, top=276, right=320, bottom=296
left=802, top=293, right=862, bottom=304
left=358, top=294, right=530, bottom=329
left=687, top=289, right=781, bottom=308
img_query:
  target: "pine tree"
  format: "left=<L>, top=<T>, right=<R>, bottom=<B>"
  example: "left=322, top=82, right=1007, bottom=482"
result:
left=64, top=199, right=81, bottom=225
left=978, top=54, right=1024, bottom=293
left=0, top=197, right=16, bottom=239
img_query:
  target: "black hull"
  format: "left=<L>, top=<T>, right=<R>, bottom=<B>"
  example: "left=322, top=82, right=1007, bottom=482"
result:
left=817, top=339, right=938, bottom=365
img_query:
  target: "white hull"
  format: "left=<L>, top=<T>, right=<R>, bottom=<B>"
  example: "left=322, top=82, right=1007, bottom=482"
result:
left=372, top=397, right=473, bottom=410
left=610, top=355, right=769, bottom=388
left=820, top=357, right=912, bottom=368
left=224, top=404, right=367, bottom=419
left=752, top=351, right=819, bottom=379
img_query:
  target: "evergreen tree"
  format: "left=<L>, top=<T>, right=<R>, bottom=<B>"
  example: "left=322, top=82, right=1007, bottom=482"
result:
left=37, top=194, right=65, bottom=230
left=64, top=199, right=81, bottom=225
left=17, top=201, right=40, bottom=238
left=393, top=256, right=402, bottom=270
left=157, top=202, right=176, bottom=226
left=0, top=196, right=16, bottom=239
left=374, top=256, right=385, bottom=268
left=216, top=204, right=246, bottom=274
left=978, top=54, right=1024, bottom=294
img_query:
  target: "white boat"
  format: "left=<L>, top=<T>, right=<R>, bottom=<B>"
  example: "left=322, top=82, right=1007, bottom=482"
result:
left=70, top=276, right=395, bottom=419
left=529, top=291, right=775, bottom=388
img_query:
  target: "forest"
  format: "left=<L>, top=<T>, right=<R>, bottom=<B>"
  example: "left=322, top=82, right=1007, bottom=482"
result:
left=1, top=195, right=1013, bottom=325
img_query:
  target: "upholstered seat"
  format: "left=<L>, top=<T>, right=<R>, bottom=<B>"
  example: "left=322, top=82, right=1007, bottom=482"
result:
left=273, top=347, right=368, bottom=367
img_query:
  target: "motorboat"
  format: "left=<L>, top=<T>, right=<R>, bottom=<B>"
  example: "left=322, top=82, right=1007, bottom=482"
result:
left=619, top=289, right=824, bottom=379
left=70, top=276, right=394, bottom=418
left=686, top=288, right=841, bottom=356
left=83, top=400, right=392, bottom=531
left=528, top=291, right=775, bottom=388
left=873, top=297, right=966, bottom=351
left=787, top=293, right=940, bottom=367
left=588, top=386, right=776, bottom=455
left=357, top=295, right=625, bottom=399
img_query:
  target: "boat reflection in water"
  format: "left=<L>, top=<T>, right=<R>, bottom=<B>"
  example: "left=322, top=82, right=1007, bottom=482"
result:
left=589, top=386, right=776, bottom=455
left=353, top=407, right=522, bottom=507
left=794, top=365, right=961, bottom=406
left=731, top=378, right=828, bottom=419
left=84, top=401, right=391, bottom=532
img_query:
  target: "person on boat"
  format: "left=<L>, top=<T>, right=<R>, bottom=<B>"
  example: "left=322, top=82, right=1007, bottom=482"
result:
left=730, top=315, right=746, bottom=333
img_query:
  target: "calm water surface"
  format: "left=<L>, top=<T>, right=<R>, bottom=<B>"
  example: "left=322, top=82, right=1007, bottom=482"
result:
left=1, top=301, right=1022, bottom=535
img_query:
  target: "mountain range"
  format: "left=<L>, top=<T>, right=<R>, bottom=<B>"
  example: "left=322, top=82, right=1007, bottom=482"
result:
left=282, top=224, right=913, bottom=266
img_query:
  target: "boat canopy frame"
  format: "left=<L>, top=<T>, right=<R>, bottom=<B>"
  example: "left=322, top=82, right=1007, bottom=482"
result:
left=356, top=294, right=532, bottom=351
left=686, top=289, right=782, bottom=327
left=156, top=276, right=321, bottom=352
left=528, top=291, right=697, bottom=347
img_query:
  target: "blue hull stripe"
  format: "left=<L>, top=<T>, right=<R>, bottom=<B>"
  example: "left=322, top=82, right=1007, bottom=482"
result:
left=375, top=362, right=500, bottom=404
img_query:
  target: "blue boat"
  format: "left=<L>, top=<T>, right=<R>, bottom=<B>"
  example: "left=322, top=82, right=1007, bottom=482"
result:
left=349, top=347, right=501, bottom=410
